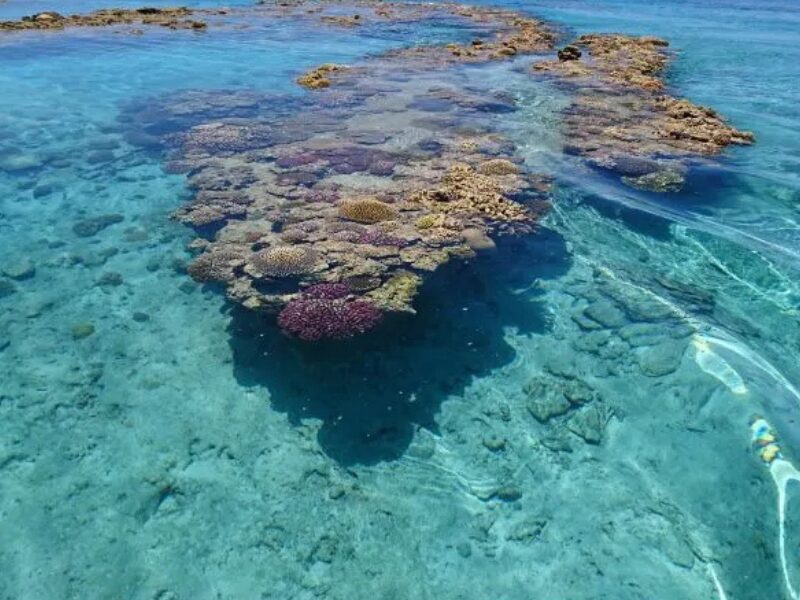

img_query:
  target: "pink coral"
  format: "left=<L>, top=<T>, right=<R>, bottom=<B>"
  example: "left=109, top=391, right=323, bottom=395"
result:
left=277, top=296, right=382, bottom=341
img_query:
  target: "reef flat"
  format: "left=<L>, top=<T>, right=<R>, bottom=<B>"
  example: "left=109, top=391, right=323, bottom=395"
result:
left=0, top=7, right=217, bottom=31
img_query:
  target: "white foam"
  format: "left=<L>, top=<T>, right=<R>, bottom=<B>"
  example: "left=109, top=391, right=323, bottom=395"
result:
left=692, top=336, right=747, bottom=395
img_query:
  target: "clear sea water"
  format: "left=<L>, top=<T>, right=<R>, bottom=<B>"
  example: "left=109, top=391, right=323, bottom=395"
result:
left=1, top=1, right=798, bottom=598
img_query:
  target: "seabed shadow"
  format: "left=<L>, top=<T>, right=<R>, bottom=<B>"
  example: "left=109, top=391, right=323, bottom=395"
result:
left=227, top=227, right=570, bottom=465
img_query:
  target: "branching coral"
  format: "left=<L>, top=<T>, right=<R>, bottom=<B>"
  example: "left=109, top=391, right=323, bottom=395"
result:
left=356, top=229, right=407, bottom=247
left=302, top=282, right=350, bottom=300
left=411, top=163, right=529, bottom=222
left=278, top=294, right=382, bottom=340
left=338, top=198, right=399, bottom=224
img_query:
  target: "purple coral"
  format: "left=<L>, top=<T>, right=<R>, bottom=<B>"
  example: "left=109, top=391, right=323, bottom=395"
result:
left=302, top=282, right=350, bottom=300
left=356, top=229, right=407, bottom=247
left=278, top=295, right=382, bottom=341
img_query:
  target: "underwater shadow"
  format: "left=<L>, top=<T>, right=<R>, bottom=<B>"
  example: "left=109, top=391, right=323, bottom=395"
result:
left=227, top=227, right=570, bottom=466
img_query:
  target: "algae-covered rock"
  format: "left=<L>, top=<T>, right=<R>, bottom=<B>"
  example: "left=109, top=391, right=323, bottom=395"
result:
left=584, top=299, right=627, bottom=328
left=482, top=435, right=506, bottom=451
left=71, top=323, right=95, bottom=340
left=525, top=376, right=571, bottom=423
left=566, top=403, right=612, bottom=444
left=2, top=258, right=36, bottom=280
left=366, top=271, right=421, bottom=312
left=507, top=518, right=548, bottom=542
left=72, top=214, right=124, bottom=238
left=637, top=339, right=687, bottom=377
left=623, top=169, right=685, bottom=192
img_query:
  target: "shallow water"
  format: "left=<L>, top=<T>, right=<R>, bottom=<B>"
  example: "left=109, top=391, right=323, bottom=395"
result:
left=1, top=1, right=799, bottom=599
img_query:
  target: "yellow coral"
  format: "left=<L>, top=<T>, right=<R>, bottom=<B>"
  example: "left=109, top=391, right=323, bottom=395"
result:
left=477, top=158, right=519, bottom=175
left=297, top=64, right=346, bottom=89
left=339, top=198, right=399, bottom=224
left=415, top=214, right=443, bottom=229
left=367, top=271, right=421, bottom=312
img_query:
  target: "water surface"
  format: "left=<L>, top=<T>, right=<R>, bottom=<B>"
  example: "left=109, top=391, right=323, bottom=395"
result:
left=1, top=1, right=798, bottom=599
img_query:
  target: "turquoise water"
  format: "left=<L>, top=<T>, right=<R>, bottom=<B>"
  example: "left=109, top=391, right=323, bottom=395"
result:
left=1, top=1, right=799, bottom=599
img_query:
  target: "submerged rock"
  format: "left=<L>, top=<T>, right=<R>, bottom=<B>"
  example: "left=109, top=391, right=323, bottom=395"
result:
left=73, top=214, right=124, bottom=238
left=637, top=339, right=687, bottom=377
left=623, top=169, right=685, bottom=192
left=525, top=376, right=572, bottom=423
left=0, top=279, right=17, bottom=299
left=2, top=258, right=35, bottom=281
left=566, top=403, right=612, bottom=444
left=71, top=323, right=96, bottom=340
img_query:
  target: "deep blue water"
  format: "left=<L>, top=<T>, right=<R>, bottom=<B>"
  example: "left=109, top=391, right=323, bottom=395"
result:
left=1, top=1, right=799, bottom=598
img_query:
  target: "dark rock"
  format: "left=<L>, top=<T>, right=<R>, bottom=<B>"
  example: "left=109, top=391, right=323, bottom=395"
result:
left=33, top=185, right=53, bottom=198
left=72, top=214, right=124, bottom=237
left=98, top=272, right=124, bottom=287
left=2, top=258, right=36, bottom=280
left=557, top=45, right=582, bottom=61
left=482, top=436, right=506, bottom=451
left=494, top=485, right=522, bottom=502
left=0, top=279, right=16, bottom=299
left=133, top=312, right=150, bottom=322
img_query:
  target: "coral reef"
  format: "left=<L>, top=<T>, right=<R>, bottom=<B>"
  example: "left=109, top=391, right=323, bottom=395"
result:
left=112, top=0, right=750, bottom=339
left=0, top=7, right=215, bottom=31
left=533, top=34, right=754, bottom=190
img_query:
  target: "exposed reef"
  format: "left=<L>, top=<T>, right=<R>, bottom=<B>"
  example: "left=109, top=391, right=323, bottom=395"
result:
left=533, top=34, right=754, bottom=190
left=0, top=7, right=215, bottom=31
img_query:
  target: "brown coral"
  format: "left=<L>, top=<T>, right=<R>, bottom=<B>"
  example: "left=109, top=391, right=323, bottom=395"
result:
left=477, top=158, right=520, bottom=176
left=187, top=249, right=245, bottom=283
left=247, top=246, right=319, bottom=278
left=411, top=164, right=529, bottom=223
left=297, top=64, right=347, bottom=89
left=338, top=198, right=399, bottom=224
